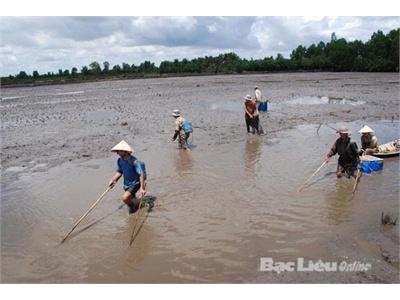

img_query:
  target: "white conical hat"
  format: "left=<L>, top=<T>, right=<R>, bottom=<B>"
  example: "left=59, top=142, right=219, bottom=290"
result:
left=359, top=125, right=374, bottom=133
left=172, top=109, right=180, bottom=117
left=111, top=140, right=133, bottom=153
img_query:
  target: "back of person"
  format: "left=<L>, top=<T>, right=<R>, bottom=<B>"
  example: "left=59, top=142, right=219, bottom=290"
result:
left=175, top=116, right=186, bottom=131
left=255, top=87, right=262, bottom=102
left=171, top=109, right=191, bottom=150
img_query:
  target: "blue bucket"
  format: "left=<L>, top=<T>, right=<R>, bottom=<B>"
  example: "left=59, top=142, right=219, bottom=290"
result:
left=258, top=101, right=268, bottom=112
left=360, top=156, right=383, bottom=174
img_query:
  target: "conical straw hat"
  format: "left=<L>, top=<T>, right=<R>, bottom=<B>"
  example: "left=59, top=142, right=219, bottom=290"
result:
left=358, top=125, right=374, bottom=133
left=111, top=140, right=133, bottom=153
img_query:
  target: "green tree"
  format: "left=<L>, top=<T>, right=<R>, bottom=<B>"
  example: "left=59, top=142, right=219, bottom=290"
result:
left=81, top=66, right=90, bottom=75
left=103, top=61, right=110, bottom=73
left=122, top=63, right=131, bottom=73
left=138, top=61, right=157, bottom=73
left=290, top=45, right=307, bottom=61
left=131, top=64, right=139, bottom=73
left=16, top=71, right=29, bottom=79
left=71, top=67, right=78, bottom=76
left=32, top=70, right=40, bottom=78
left=112, top=64, right=122, bottom=73
left=89, top=61, right=101, bottom=74
left=387, top=29, right=399, bottom=71
left=329, top=38, right=354, bottom=71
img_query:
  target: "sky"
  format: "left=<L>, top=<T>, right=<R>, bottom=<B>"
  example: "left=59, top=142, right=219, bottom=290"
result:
left=1, top=2, right=399, bottom=77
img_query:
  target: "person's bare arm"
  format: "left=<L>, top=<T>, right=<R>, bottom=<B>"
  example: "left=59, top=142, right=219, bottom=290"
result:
left=138, top=174, right=146, bottom=197
left=108, top=172, right=122, bottom=188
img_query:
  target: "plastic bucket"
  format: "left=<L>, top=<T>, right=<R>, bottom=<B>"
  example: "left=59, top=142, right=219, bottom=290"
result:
left=360, top=157, right=384, bottom=174
left=258, top=101, right=268, bottom=112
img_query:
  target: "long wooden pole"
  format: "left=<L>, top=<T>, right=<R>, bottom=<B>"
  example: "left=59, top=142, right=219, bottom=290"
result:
left=129, top=195, right=145, bottom=246
left=61, top=186, right=112, bottom=244
left=317, top=123, right=338, bottom=135
left=352, top=168, right=362, bottom=197
left=298, top=161, right=328, bottom=192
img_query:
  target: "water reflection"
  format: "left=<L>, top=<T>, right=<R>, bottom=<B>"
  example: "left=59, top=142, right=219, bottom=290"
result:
left=174, top=150, right=193, bottom=177
left=124, top=208, right=154, bottom=267
left=244, top=137, right=262, bottom=178
left=324, top=179, right=354, bottom=225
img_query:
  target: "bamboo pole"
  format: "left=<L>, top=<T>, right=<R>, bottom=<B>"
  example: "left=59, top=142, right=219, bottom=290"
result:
left=316, top=123, right=323, bottom=135
left=352, top=152, right=365, bottom=198
left=129, top=195, right=145, bottom=246
left=325, top=124, right=339, bottom=132
left=298, top=161, right=328, bottom=192
left=60, top=186, right=112, bottom=244
left=316, top=123, right=338, bottom=135
left=352, top=167, right=362, bottom=197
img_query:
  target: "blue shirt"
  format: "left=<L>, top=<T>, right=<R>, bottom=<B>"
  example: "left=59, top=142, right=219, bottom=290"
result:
left=116, top=155, right=143, bottom=189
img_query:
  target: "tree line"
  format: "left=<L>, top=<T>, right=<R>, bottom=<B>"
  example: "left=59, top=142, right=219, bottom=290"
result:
left=2, top=28, right=398, bottom=86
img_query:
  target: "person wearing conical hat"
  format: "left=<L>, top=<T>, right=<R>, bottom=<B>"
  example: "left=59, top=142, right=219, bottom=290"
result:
left=244, top=95, right=261, bottom=134
left=171, top=109, right=191, bottom=150
left=358, top=125, right=379, bottom=155
left=108, top=140, right=146, bottom=214
left=325, top=126, right=360, bottom=179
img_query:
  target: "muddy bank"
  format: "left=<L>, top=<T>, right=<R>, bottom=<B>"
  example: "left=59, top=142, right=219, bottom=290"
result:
left=1, top=72, right=399, bottom=173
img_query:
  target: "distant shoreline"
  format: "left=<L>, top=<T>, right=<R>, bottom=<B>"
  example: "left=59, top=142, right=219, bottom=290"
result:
left=2, top=70, right=399, bottom=89
left=0, top=71, right=277, bottom=88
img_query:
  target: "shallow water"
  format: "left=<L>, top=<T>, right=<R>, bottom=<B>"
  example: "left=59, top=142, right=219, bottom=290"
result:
left=1, top=73, right=399, bottom=283
left=288, top=96, right=364, bottom=106
left=2, top=120, right=399, bottom=283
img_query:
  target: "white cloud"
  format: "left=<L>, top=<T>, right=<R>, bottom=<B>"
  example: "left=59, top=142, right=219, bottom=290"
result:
left=0, top=16, right=399, bottom=76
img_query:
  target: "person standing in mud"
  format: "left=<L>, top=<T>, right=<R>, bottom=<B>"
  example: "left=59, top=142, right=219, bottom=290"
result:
left=254, top=86, right=262, bottom=103
left=244, top=95, right=261, bottom=134
left=171, top=109, right=191, bottom=150
left=325, top=127, right=360, bottom=178
left=358, top=125, right=379, bottom=155
left=108, top=140, right=146, bottom=214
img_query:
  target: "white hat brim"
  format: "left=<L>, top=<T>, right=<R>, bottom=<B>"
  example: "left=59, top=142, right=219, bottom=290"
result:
left=111, top=140, right=133, bottom=153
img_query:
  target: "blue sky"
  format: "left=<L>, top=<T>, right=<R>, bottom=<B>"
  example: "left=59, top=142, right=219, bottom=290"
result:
left=1, top=9, right=399, bottom=76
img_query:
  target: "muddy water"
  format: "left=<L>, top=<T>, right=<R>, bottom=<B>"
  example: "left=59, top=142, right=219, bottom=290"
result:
left=1, top=73, right=399, bottom=283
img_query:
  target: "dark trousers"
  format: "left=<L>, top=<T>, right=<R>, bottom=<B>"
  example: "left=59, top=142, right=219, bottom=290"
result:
left=245, top=116, right=260, bottom=134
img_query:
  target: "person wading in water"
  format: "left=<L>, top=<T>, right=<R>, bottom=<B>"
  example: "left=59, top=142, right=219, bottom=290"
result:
left=244, top=94, right=261, bottom=134
left=325, top=126, right=360, bottom=179
left=108, top=140, right=146, bottom=214
left=254, top=86, right=262, bottom=103
left=171, top=109, right=191, bottom=150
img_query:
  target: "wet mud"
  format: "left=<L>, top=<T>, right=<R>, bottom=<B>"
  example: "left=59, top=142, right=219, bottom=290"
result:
left=1, top=72, right=399, bottom=283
